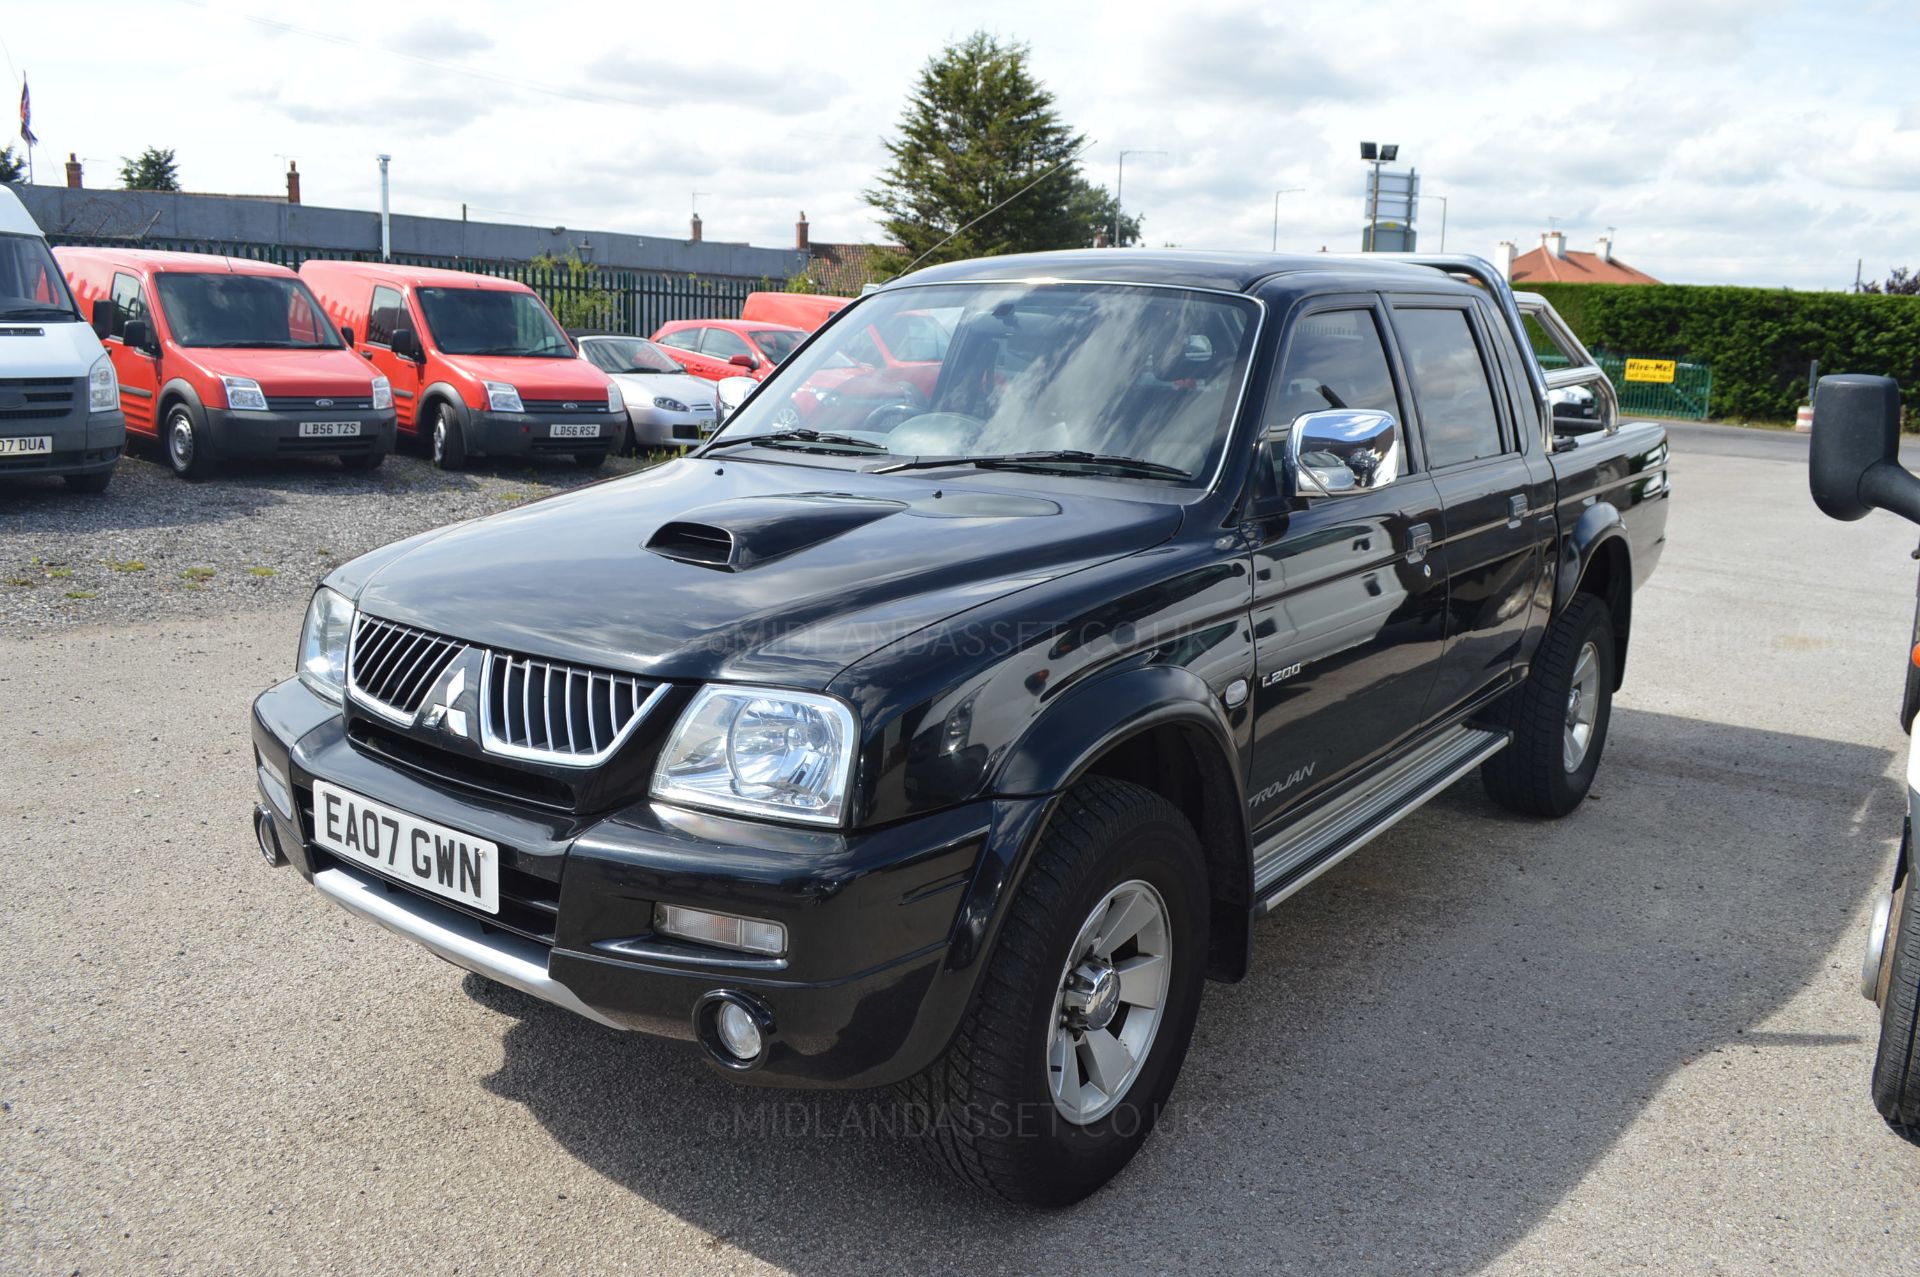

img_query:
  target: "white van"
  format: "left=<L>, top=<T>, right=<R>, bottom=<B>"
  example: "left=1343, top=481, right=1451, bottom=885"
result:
left=0, top=185, right=123, bottom=492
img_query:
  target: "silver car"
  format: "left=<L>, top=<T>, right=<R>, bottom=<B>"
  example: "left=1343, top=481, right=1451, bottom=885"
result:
left=576, top=334, right=719, bottom=450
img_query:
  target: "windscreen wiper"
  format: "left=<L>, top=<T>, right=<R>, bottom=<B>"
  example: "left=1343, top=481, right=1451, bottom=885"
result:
left=876, top=450, right=1190, bottom=480
left=708, top=429, right=889, bottom=453
left=0, top=305, right=79, bottom=321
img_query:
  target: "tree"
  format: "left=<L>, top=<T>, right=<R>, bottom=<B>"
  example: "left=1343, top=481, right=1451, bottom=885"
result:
left=526, top=253, right=617, bottom=330
left=865, top=33, right=1090, bottom=275
left=0, top=146, right=24, bottom=184
left=119, top=147, right=180, bottom=192
left=1065, top=179, right=1141, bottom=248
left=1860, top=268, right=1920, bottom=296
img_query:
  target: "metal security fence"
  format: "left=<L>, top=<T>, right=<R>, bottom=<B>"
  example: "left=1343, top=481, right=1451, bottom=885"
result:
left=44, top=233, right=780, bottom=335
left=1536, top=350, right=1714, bottom=420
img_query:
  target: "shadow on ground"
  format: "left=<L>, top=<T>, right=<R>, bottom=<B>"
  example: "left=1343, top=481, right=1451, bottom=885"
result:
left=466, top=706, right=1897, bottom=1274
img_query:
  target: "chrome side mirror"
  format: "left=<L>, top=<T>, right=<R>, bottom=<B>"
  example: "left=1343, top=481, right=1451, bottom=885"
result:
left=715, top=375, right=756, bottom=420
left=1286, top=408, right=1400, bottom=498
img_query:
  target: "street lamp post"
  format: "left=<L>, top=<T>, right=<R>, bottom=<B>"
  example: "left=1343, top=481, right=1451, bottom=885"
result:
left=1115, top=149, right=1165, bottom=248
left=1271, top=188, right=1304, bottom=252
left=1422, top=193, right=1449, bottom=251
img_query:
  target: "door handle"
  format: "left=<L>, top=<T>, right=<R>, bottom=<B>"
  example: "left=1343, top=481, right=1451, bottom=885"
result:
left=1406, top=522, right=1434, bottom=564
left=1508, top=494, right=1528, bottom=527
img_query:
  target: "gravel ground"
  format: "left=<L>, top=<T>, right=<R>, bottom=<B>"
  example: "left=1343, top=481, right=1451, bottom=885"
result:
left=4, top=423, right=1920, bottom=1274
left=0, top=442, right=663, bottom=635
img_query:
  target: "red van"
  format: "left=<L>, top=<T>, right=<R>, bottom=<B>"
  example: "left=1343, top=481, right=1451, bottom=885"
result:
left=56, top=248, right=398, bottom=477
left=299, top=261, right=622, bottom=470
left=739, top=291, right=849, bottom=333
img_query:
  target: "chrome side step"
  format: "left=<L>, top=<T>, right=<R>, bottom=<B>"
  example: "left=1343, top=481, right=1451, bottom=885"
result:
left=1252, top=725, right=1509, bottom=912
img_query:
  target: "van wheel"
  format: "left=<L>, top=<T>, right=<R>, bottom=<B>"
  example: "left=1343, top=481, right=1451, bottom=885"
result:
left=430, top=404, right=467, bottom=471
left=573, top=450, right=608, bottom=470
left=63, top=469, right=113, bottom=493
left=164, top=403, right=213, bottom=480
left=1872, top=869, right=1920, bottom=1136
left=338, top=450, right=385, bottom=473
left=895, top=776, right=1208, bottom=1206
left=1482, top=593, right=1615, bottom=818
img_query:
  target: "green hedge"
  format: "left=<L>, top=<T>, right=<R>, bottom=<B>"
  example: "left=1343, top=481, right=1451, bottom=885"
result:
left=1522, top=281, right=1920, bottom=422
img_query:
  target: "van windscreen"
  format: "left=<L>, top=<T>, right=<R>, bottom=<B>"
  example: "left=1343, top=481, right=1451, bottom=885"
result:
left=416, top=288, right=572, bottom=357
left=153, top=274, right=343, bottom=349
left=0, top=234, right=80, bottom=321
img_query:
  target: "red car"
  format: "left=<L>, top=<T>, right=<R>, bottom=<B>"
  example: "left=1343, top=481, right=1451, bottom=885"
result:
left=300, top=261, right=623, bottom=470
left=651, top=319, right=805, bottom=382
left=56, top=248, right=398, bottom=477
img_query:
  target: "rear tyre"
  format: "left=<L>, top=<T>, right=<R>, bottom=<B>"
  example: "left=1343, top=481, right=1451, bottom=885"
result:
left=430, top=403, right=467, bottom=471
left=1871, top=868, right=1920, bottom=1137
left=164, top=403, right=214, bottom=480
left=895, top=776, right=1208, bottom=1206
left=63, top=469, right=113, bottom=493
left=338, top=450, right=385, bottom=473
left=1482, top=592, right=1615, bottom=818
left=573, top=450, right=608, bottom=470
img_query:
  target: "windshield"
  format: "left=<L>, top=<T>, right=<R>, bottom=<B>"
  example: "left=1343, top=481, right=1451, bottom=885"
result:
left=749, top=329, right=802, bottom=363
left=584, top=335, right=681, bottom=374
left=416, top=287, right=572, bottom=357
left=153, top=273, right=343, bottom=348
left=0, top=233, right=80, bottom=321
left=710, top=281, right=1259, bottom=484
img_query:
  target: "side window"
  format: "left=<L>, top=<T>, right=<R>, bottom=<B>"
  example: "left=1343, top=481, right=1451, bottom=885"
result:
left=1264, top=309, right=1400, bottom=430
left=1393, top=307, right=1504, bottom=468
left=658, top=328, right=699, bottom=352
left=843, top=325, right=881, bottom=368
left=366, top=286, right=406, bottom=347
left=701, top=327, right=752, bottom=359
left=108, top=272, right=147, bottom=339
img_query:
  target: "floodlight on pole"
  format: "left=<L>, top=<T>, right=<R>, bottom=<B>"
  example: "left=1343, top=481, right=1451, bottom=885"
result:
left=377, top=154, right=392, bottom=261
left=1358, top=141, right=1398, bottom=251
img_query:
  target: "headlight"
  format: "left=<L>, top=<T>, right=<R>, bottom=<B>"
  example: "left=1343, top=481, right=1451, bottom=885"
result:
left=370, top=375, right=393, bottom=411
left=652, top=395, right=689, bottom=413
left=607, top=382, right=625, bottom=413
left=484, top=381, right=524, bottom=413
left=87, top=353, right=119, bottom=413
left=222, top=376, right=268, bottom=412
left=298, top=586, right=355, bottom=704
left=651, top=686, right=856, bottom=825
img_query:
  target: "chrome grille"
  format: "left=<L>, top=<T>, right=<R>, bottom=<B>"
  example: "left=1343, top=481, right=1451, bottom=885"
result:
left=348, top=615, right=467, bottom=719
left=268, top=394, right=374, bottom=412
left=481, top=650, right=662, bottom=766
left=521, top=398, right=608, bottom=414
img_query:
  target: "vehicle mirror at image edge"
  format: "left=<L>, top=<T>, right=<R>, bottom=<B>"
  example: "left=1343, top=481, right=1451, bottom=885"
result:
left=715, top=375, right=756, bottom=419
left=391, top=326, right=421, bottom=361
left=122, top=318, right=154, bottom=353
left=89, top=300, right=111, bottom=341
left=1809, top=373, right=1920, bottom=524
left=1286, top=408, right=1401, bottom=499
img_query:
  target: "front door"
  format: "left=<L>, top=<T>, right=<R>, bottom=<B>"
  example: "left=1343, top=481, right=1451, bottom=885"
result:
left=106, top=271, right=158, bottom=435
left=1246, top=300, right=1451, bottom=830
left=363, top=285, right=422, bottom=432
left=1386, top=298, right=1554, bottom=720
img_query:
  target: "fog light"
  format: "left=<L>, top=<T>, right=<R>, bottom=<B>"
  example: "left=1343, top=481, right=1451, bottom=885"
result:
left=654, top=903, right=787, bottom=957
left=715, top=1001, right=763, bottom=1060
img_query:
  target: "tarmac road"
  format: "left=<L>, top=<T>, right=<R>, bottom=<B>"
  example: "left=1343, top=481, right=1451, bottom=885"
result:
left=4, top=421, right=1918, bottom=1275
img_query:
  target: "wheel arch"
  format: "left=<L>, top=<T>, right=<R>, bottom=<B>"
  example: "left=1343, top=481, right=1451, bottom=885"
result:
left=415, top=381, right=470, bottom=436
left=156, top=377, right=204, bottom=423
left=1559, top=507, right=1634, bottom=689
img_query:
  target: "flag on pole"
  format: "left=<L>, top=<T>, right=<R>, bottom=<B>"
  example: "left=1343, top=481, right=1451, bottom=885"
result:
left=19, top=76, right=37, bottom=147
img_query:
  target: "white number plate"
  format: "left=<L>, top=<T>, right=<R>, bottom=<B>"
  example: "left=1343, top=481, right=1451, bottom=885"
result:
left=549, top=423, right=600, bottom=440
left=0, top=435, right=52, bottom=456
left=311, top=780, right=499, bottom=914
left=299, top=421, right=362, bottom=438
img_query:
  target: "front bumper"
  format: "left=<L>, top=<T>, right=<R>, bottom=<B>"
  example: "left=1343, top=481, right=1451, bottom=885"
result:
left=463, top=408, right=626, bottom=458
left=626, top=404, right=718, bottom=448
left=250, top=676, right=1019, bottom=1087
left=203, top=407, right=397, bottom=460
left=0, top=408, right=125, bottom=480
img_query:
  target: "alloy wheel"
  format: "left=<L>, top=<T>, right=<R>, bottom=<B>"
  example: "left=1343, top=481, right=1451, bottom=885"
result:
left=1047, top=879, right=1171, bottom=1125
left=1564, top=640, right=1601, bottom=772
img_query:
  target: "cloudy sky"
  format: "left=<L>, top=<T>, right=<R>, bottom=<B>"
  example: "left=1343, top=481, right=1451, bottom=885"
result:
left=5, top=0, right=1916, bottom=288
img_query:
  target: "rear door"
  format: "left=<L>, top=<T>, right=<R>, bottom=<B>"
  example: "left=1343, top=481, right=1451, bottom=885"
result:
left=106, top=271, right=158, bottom=435
left=699, top=326, right=760, bottom=378
left=657, top=327, right=723, bottom=380
left=1386, top=297, right=1554, bottom=721
left=1245, top=297, right=1450, bottom=826
left=363, top=285, right=420, bottom=430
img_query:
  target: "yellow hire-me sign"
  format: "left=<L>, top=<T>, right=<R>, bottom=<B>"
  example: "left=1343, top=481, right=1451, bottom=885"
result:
left=1624, top=358, right=1677, bottom=383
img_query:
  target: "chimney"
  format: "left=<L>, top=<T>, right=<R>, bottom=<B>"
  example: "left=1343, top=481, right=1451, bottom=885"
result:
left=65, top=153, right=82, bottom=189
left=795, top=210, right=809, bottom=253
left=285, top=161, right=301, bottom=205
left=689, top=212, right=703, bottom=244
left=1493, top=240, right=1516, bottom=280
left=1542, top=230, right=1567, bottom=259
left=1595, top=234, right=1612, bottom=263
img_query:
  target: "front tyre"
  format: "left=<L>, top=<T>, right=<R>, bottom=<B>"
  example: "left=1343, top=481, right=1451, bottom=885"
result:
left=896, top=776, right=1208, bottom=1206
left=1871, top=868, right=1920, bottom=1136
left=164, top=403, right=214, bottom=480
left=1482, top=592, right=1615, bottom=818
left=430, top=403, right=468, bottom=471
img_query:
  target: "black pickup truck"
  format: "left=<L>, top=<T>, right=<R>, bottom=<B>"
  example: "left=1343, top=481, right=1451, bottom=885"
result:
left=249, top=250, right=1668, bottom=1204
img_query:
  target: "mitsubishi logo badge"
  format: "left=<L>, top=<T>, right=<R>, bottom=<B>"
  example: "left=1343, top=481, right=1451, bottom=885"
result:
left=421, top=667, right=469, bottom=737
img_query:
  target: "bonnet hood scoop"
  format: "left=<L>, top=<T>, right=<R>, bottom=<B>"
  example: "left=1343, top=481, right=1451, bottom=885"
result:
left=647, top=493, right=907, bottom=571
